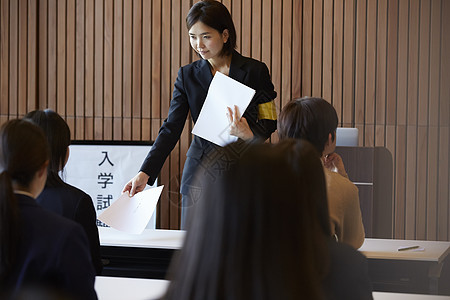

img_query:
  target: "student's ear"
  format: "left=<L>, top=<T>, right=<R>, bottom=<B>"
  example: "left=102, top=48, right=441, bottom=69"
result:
left=327, top=133, right=333, bottom=146
left=222, top=29, right=229, bottom=43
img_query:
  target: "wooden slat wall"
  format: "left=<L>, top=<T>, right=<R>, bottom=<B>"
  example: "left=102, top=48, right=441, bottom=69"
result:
left=0, top=0, right=449, bottom=239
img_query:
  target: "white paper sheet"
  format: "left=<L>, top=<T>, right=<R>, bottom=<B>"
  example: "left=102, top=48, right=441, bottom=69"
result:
left=98, top=186, right=164, bottom=234
left=192, top=71, right=256, bottom=147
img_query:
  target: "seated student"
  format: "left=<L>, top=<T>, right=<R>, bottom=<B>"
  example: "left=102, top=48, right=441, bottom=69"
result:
left=24, top=109, right=102, bottom=275
left=162, top=139, right=372, bottom=300
left=0, top=119, right=97, bottom=300
left=278, top=97, right=365, bottom=249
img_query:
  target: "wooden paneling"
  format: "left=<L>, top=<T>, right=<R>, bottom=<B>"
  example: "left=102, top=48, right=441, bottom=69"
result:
left=0, top=0, right=9, bottom=124
left=439, top=0, right=450, bottom=241
left=113, top=0, right=123, bottom=140
left=85, top=0, right=94, bottom=140
left=342, top=0, right=355, bottom=127
left=8, top=0, right=17, bottom=117
left=0, top=0, right=449, bottom=239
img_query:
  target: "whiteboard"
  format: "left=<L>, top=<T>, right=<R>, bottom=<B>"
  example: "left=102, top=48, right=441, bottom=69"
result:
left=63, top=141, right=156, bottom=229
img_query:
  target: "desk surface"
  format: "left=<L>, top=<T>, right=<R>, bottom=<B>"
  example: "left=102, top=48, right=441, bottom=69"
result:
left=373, top=292, right=450, bottom=299
left=360, top=238, right=450, bottom=263
left=99, top=227, right=185, bottom=249
left=100, top=229, right=450, bottom=264
left=94, top=277, right=450, bottom=300
left=95, top=276, right=168, bottom=300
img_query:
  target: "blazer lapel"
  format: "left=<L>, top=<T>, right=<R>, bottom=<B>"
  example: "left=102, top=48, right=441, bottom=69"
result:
left=195, top=52, right=247, bottom=94
left=229, top=51, right=247, bottom=83
left=195, top=59, right=214, bottom=93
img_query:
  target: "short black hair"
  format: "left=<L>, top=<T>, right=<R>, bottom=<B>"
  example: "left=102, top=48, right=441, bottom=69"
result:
left=186, top=0, right=237, bottom=57
left=278, top=97, right=339, bottom=154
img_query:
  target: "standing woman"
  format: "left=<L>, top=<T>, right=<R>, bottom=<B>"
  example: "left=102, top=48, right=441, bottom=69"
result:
left=0, top=119, right=97, bottom=299
left=25, top=109, right=103, bottom=275
left=123, top=0, right=277, bottom=225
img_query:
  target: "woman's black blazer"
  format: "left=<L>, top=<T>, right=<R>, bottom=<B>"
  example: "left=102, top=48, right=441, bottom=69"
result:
left=140, top=51, right=277, bottom=194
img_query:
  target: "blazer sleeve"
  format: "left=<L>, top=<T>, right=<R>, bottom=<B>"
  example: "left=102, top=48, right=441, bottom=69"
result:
left=74, top=193, right=103, bottom=275
left=245, top=62, right=277, bottom=140
left=139, top=67, right=190, bottom=185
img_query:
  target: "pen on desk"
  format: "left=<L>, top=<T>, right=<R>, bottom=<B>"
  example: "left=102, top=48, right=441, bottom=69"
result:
left=397, top=245, right=420, bottom=251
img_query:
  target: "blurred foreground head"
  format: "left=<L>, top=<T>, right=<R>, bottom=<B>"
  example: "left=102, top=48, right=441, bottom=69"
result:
left=164, top=139, right=331, bottom=300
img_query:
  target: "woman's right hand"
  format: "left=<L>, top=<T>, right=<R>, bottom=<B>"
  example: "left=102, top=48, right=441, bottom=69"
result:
left=122, top=171, right=150, bottom=197
left=324, top=153, right=348, bottom=178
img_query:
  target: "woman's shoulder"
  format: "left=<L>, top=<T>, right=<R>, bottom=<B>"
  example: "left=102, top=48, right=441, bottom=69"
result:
left=37, top=184, right=93, bottom=216
left=20, top=196, right=84, bottom=234
left=325, top=169, right=358, bottom=195
left=328, top=239, right=365, bottom=262
left=180, top=58, right=208, bottom=71
left=232, top=51, right=267, bottom=68
left=45, top=182, right=92, bottom=199
left=63, top=182, right=92, bottom=198
left=323, top=240, right=373, bottom=299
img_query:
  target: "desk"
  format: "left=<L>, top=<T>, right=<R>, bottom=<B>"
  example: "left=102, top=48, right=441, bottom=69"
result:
left=95, top=279, right=450, bottom=300
left=95, top=276, right=168, bottom=300
left=99, top=227, right=185, bottom=249
left=100, top=228, right=185, bottom=279
left=360, top=239, right=450, bottom=295
left=95, top=278, right=450, bottom=300
left=373, top=292, right=450, bottom=300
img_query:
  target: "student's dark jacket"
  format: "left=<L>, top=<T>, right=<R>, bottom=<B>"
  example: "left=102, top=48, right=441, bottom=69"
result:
left=3, top=194, right=98, bottom=300
left=322, top=239, right=373, bottom=300
left=37, top=183, right=103, bottom=275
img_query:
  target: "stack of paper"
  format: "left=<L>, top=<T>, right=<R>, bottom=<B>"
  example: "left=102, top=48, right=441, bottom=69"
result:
left=192, top=71, right=256, bottom=147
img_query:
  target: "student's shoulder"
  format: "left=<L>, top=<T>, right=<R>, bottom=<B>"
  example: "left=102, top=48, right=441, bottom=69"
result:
left=63, top=183, right=92, bottom=199
left=329, top=239, right=365, bottom=262
left=324, top=240, right=373, bottom=299
left=325, top=169, right=358, bottom=194
left=45, top=183, right=92, bottom=200
left=326, top=240, right=369, bottom=283
left=23, top=198, right=84, bottom=235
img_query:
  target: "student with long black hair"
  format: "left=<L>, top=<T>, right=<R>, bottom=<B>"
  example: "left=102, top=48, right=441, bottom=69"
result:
left=25, top=109, right=102, bottom=275
left=0, top=119, right=97, bottom=299
left=163, top=139, right=372, bottom=300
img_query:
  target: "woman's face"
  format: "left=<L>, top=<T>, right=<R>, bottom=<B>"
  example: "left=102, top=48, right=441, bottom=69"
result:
left=189, top=21, right=229, bottom=60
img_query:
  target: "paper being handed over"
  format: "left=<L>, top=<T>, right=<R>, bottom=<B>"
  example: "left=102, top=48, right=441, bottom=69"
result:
left=192, top=71, right=256, bottom=147
left=98, top=186, right=164, bottom=234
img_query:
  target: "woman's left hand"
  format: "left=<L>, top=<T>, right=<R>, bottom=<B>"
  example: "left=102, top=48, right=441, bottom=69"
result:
left=227, top=105, right=254, bottom=141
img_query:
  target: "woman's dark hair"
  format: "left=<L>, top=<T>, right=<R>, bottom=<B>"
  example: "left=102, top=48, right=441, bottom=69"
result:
left=163, top=139, right=330, bottom=300
left=24, top=109, right=71, bottom=187
left=278, top=97, right=339, bottom=154
left=186, top=0, right=237, bottom=57
left=0, top=119, right=49, bottom=283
